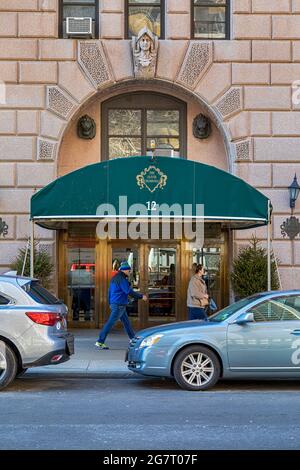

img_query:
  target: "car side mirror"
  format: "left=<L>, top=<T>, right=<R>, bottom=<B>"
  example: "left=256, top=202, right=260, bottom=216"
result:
left=234, top=311, right=255, bottom=325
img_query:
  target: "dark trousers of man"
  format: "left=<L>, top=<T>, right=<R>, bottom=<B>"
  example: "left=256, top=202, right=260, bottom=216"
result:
left=188, top=306, right=208, bottom=321
left=98, top=303, right=135, bottom=343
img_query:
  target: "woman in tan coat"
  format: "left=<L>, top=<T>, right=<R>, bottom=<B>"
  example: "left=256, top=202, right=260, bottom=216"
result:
left=187, top=264, right=209, bottom=320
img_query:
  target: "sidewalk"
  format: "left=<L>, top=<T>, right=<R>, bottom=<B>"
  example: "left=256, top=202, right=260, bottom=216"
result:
left=27, top=329, right=135, bottom=379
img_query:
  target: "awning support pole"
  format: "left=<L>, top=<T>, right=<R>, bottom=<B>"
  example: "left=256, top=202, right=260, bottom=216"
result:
left=267, top=200, right=272, bottom=291
left=30, top=219, right=34, bottom=278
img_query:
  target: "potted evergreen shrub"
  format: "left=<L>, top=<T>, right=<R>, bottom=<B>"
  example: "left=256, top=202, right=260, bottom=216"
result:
left=231, top=237, right=280, bottom=299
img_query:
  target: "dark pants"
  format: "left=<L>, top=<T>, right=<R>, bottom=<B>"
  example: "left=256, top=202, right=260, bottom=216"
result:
left=188, top=306, right=208, bottom=321
left=98, top=304, right=135, bottom=343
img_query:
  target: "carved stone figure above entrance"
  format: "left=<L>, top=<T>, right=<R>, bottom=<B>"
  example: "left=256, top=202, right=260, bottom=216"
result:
left=132, top=27, right=158, bottom=79
left=193, top=114, right=212, bottom=140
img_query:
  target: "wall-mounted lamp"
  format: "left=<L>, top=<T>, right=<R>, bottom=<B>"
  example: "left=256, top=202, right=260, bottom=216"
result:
left=281, top=174, right=300, bottom=240
left=289, top=174, right=300, bottom=210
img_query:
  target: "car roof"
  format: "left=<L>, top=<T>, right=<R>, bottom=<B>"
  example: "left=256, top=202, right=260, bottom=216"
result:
left=0, top=274, right=37, bottom=282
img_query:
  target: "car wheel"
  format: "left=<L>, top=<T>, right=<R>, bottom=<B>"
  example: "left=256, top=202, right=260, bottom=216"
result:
left=173, top=345, right=220, bottom=391
left=16, top=367, right=28, bottom=378
left=0, top=340, right=18, bottom=391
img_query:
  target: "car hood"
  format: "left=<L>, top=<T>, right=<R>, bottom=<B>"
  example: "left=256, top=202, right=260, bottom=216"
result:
left=136, top=320, right=221, bottom=338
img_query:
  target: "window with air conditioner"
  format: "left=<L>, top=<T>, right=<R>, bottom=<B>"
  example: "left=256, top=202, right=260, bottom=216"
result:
left=192, top=0, right=230, bottom=40
left=126, top=0, right=165, bottom=39
left=60, top=0, right=98, bottom=39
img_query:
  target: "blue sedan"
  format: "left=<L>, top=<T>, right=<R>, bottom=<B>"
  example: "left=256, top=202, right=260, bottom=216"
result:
left=127, top=291, right=300, bottom=391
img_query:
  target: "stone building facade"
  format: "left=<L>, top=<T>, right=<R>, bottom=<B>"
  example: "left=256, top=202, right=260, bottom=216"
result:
left=0, top=0, right=300, bottom=324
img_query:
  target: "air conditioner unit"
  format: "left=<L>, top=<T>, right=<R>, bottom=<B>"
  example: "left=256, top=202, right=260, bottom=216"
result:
left=66, top=17, right=92, bottom=37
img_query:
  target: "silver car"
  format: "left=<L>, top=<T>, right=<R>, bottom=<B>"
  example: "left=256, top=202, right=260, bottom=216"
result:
left=127, top=290, right=300, bottom=391
left=0, top=274, right=74, bottom=391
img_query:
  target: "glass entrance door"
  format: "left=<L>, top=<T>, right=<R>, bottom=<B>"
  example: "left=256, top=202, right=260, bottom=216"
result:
left=109, top=242, right=179, bottom=328
left=147, top=246, right=177, bottom=323
left=66, top=246, right=96, bottom=326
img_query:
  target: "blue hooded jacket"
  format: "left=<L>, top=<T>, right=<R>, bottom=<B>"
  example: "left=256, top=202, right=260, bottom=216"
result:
left=108, top=271, right=143, bottom=305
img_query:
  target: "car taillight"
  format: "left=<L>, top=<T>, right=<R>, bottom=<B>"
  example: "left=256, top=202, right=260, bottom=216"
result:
left=26, top=312, right=62, bottom=327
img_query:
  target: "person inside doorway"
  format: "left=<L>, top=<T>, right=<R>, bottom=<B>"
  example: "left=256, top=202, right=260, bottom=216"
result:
left=95, top=261, right=147, bottom=350
left=187, top=264, right=209, bottom=321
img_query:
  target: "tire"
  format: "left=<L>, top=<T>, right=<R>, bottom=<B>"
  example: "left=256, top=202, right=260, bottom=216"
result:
left=0, top=340, right=18, bottom=391
left=16, top=367, right=28, bottom=378
left=173, top=345, right=221, bottom=391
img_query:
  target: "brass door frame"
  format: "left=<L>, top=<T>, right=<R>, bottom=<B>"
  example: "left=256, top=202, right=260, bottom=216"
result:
left=58, top=225, right=230, bottom=329
left=58, top=230, right=99, bottom=329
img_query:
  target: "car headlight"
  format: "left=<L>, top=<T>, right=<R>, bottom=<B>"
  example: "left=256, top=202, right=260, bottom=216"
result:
left=140, top=334, right=163, bottom=349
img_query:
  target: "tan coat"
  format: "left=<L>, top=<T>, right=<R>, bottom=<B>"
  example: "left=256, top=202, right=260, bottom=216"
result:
left=187, top=274, right=208, bottom=308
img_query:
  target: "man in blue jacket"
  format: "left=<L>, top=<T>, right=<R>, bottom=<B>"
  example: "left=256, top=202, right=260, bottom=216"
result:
left=95, top=261, right=147, bottom=349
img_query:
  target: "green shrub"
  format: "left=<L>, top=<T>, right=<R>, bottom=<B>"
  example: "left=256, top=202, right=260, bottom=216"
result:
left=11, top=242, right=54, bottom=289
left=231, top=237, right=280, bottom=298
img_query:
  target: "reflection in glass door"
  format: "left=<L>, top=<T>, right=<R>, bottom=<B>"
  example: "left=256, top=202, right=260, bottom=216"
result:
left=67, top=246, right=95, bottom=324
left=147, top=247, right=176, bottom=323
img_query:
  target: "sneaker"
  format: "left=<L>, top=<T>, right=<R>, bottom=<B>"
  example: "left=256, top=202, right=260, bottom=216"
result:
left=95, top=341, right=109, bottom=350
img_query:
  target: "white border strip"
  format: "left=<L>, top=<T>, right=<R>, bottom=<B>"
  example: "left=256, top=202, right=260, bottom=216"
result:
left=32, top=215, right=267, bottom=222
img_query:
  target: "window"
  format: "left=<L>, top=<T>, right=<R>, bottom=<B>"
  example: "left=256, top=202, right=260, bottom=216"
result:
left=59, top=0, right=99, bottom=39
left=0, top=294, right=10, bottom=305
left=192, top=0, right=230, bottom=40
left=126, top=0, right=164, bottom=38
left=102, top=92, right=186, bottom=160
left=249, top=296, right=300, bottom=323
left=22, top=281, right=62, bottom=305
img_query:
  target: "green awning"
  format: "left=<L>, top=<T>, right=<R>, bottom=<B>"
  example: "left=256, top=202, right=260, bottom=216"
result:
left=31, top=156, right=270, bottom=230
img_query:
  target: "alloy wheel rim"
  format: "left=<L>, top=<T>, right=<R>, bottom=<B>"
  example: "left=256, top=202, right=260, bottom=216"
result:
left=0, top=350, right=7, bottom=380
left=181, top=352, right=214, bottom=387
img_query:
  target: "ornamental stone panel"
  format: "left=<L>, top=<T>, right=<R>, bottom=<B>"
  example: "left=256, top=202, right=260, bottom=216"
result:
left=46, top=86, right=76, bottom=119
left=235, top=139, right=252, bottom=161
left=214, top=87, right=242, bottom=119
left=37, top=138, right=57, bottom=161
left=177, top=42, right=213, bottom=90
left=78, top=41, right=112, bottom=88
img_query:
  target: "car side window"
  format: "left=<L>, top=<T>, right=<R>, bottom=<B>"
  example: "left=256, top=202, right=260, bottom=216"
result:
left=250, top=296, right=300, bottom=322
left=0, top=293, right=10, bottom=305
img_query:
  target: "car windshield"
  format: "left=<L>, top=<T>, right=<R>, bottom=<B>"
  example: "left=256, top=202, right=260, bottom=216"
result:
left=208, top=294, right=266, bottom=323
left=22, top=281, right=62, bottom=305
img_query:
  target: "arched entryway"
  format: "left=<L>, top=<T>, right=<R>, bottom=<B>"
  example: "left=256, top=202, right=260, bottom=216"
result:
left=31, top=157, right=269, bottom=329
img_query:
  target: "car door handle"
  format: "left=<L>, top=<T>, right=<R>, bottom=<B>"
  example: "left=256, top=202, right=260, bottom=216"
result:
left=291, top=329, right=300, bottom=336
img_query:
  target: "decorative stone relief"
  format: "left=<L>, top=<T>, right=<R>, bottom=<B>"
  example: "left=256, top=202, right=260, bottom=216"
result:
left=78, top=41, right=112, bottom=88
left=193, top=114, right=212, bottom=140
left=215, top=88, right=242, bottom=118
left=47, top=86, right=76, bottom=120
left=37, top=138, right=57, bottom=161
left=235, top=139, right=252, bottom=161
left=0, top=218, right=9, bottom=238
left=132, top=27, right=158, bottom=79
left=77, top=115, right=96, bottom=140
left=177, top=42, right=212, bottom=89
